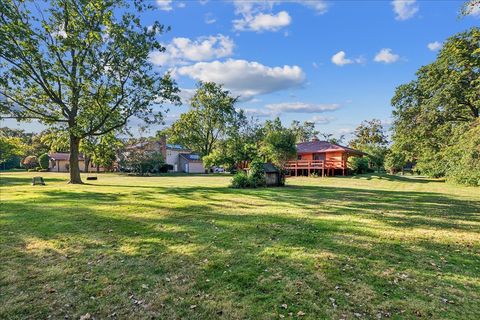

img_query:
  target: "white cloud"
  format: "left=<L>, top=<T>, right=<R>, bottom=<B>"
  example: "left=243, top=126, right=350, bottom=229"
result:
left=392, top=0, right=419, bottom=20
left=156, top=0, right=173, bottom=11
left=149, top=34, right=234, bottom=66
left=233, top=11, right=291, bottom=32
left=300, top=1, right=329, bottom=14
left=177, top=59, right=305, bottom=99
left=241, top=108, right=276, bottom=118
left=177, top=88, right=196, bottom=104
left=374, top=48, right=400, bottom=64
left=338, top=127, right=354, bottom=135
left=427, top=41, right=442, bottom=51
left=204, top=13, right=216, bottom=24
left=331, top=51, right=365, bottom=66
left=310, top=115, right=335, bottom=124
left=231, top=1, right=327, bottom=32
left=331, top=51, right=353, bottom=66
left=265, top=102, right=340, bottom=113
left=177, top=2, right=186, bottom=8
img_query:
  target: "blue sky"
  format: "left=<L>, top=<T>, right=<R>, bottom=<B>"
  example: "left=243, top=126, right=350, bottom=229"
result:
left=2, top=0, right=478, bottom=139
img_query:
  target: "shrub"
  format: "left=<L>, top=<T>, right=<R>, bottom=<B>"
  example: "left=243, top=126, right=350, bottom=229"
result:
left=349, top=157, right=369, bottom=174
left=22, top=155, right=39, bottom=170
left=231, top=171, right=251, bottom=188
left=248, top=159, right=266, bottom=187
left=384, top=151, right=406, bottom=174
left=121, top=151, right=165, bottom=175
left=38, top=153, right=50, bottom=169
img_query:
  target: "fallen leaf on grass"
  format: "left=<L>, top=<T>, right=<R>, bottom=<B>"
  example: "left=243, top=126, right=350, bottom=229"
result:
left=79, top=313, right=91, bottom=320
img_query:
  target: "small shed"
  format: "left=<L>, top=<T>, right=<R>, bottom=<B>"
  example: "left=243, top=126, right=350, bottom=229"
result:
left=263, top=163, right=284, bottom=187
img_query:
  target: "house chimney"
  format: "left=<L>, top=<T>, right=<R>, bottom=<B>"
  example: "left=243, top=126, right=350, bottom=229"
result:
left=160, top=135, right=167, bottom=160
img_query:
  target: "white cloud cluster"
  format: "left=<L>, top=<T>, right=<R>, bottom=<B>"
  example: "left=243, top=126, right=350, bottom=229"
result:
left=149, top=34, right=234, bottom=66
left=177, top=59, right=305, bottom=99
left=232, top=0, right=328, bottom=32
left=374, top=48, right=400, bottom=64
left=427, top=41, right=442, bottom=51
left=234, top=11, right=292, bottom=32
left=265, top=102, right=340, bottom=113
left=310, top=115, right=335, bottom=124
left=156, top=0, right=173, bottom=11
left=392, top=0, right=419, bottom=20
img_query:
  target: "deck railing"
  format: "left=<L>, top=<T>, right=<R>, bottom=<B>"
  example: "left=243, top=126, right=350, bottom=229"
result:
left=285, top=160, right=347, bottom=176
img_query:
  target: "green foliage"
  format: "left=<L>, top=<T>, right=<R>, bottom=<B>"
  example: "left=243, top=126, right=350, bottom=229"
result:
left=165, top=82, right=239, bottom=157
left=81, top=132, right=123, bottom=170
left=444, top=120, right=480, bottom=186
left=260, top=118, right=297, bottom=167
left=290, top=120, right=319, bottom=143
left=122, top=151, right=164, bottom=176
left=384, top=151, right=406, bottom=174
left=248, top=159, right=266, bottom=187
left=362, top=145, right=388, bottom=172
left=230, top=171, right=251, bottom=188
left=348, top=157, right=369, bottom=174
left=230, top=159, right=267, bottom=188
left=349, top=119, right=388, bottom=149
left=38, top=154, right=50, bottom=170
left=0, top=0, right=179, bottom=183
left=318, top=132, right=345, bottom=145
left=390, top=27, right=479, bottom=183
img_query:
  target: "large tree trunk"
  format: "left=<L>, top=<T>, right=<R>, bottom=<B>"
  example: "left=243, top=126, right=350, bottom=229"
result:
left=69, top=134, right=83, bottom=184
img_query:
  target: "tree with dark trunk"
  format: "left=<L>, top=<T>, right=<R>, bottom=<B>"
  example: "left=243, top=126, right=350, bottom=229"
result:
left=0, top=0, right=179, bottom=183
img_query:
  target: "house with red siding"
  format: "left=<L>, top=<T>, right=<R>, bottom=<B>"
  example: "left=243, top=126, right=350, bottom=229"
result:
left=285, top=140, right=365, bottom=177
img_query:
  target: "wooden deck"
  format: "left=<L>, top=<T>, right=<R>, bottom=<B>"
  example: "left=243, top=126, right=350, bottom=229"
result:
left=285, top=160, right=347, bottom=177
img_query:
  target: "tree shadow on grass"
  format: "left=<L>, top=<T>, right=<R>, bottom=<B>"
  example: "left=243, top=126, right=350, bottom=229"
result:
left=1, top=181, right=479, bottom=319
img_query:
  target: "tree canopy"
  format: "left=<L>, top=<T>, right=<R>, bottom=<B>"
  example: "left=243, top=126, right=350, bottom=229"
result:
left=390, top=27, right=479, bottom=183
left=0, top=0, right=179, bottom=183
left=165, top=82, right=240, bottom=157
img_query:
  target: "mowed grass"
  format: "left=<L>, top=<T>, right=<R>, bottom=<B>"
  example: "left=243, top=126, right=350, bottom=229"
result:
left=0, top=172, right=479, bottom=319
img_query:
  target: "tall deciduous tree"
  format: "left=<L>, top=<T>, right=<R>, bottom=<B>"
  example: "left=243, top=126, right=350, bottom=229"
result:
left=290, top=120, right=318, bottom=143
left=390, top=27, right=479, bottom=178
left=349, top=119, right=388, bottom=149
left=166, top=82, right=239, bottom=157
left=260, top=117, right=297, bottom=167
left=0, top=0, right=179, bottom=183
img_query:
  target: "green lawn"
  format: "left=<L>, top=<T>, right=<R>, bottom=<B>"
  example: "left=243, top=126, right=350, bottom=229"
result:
left=1, top=172, right=479, bottom=319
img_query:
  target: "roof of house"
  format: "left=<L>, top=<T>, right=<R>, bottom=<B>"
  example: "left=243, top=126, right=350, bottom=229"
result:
left=48, top=152, right=85, bottom=161
left=166, top=144, right=190, bottom=151
left=296, top=141, right=365, bottom=155
left=179, top=153, right=202, bottom=162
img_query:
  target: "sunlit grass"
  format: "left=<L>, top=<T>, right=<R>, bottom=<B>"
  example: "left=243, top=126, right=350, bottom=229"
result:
left=1, top=171, right=479, bottom=319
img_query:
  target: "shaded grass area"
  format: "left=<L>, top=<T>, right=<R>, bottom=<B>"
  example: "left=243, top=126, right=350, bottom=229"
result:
left=0, top=172, right=479, bottom=319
